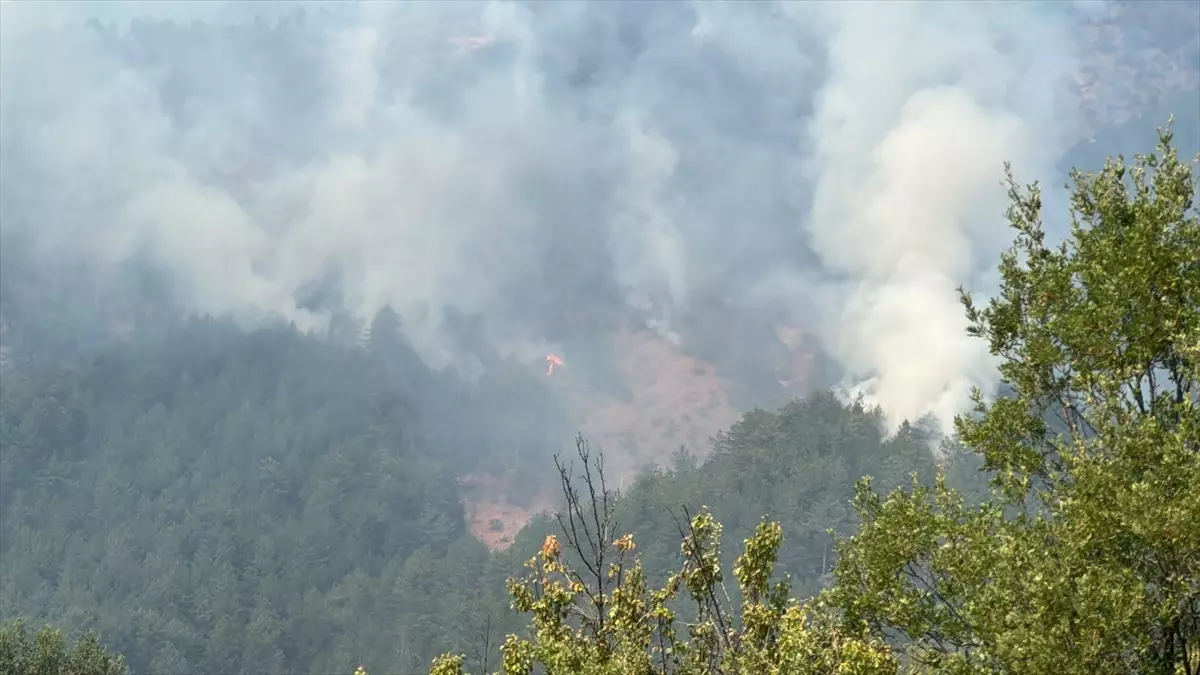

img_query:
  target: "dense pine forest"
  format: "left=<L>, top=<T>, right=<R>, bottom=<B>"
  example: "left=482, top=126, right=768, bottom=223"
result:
left=2, top=3, right=1198, bottom=674
left=0, top=308, right=973, bottom=672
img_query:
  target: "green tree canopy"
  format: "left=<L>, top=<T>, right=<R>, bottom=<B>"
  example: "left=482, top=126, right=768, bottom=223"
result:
left=0, top=619, right=127, bottom=675
left=831, top=124, right=1199, bottom=673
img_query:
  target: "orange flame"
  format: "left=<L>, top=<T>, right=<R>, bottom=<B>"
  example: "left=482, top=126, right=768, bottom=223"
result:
left=546, top=354, right=565, bottom=376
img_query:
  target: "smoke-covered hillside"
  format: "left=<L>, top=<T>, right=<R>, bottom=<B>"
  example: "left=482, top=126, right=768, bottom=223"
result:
left=4, top=1, right=1194, bottom=442
left=0, top=2, right=1197, bottom=671
left=2, top=0, right=1195, bottom=548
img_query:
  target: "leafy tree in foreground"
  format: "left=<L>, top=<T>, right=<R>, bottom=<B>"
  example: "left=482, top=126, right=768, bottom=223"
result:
left=0, top=619, right=127, bottom=675
left=830, top=124, right=1199, bottom=673
left=431, top=436, right=897, bottom=675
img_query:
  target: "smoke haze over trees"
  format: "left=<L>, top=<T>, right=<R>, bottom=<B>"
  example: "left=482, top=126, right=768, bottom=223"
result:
left=0, top=0, right=1197, bottom=673
left=4, top=0, right=1194, bottom=428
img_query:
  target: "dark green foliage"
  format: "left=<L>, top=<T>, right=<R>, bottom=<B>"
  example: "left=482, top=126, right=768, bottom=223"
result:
left=0, top=619, right=127, bottom=675
left=0, top=315, right=561, bottom=674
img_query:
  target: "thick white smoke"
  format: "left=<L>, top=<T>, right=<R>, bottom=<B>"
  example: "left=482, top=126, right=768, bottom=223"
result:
left=0, top=0, right=1130, bottom=432
left=800, top=1, right=1087, bottom=432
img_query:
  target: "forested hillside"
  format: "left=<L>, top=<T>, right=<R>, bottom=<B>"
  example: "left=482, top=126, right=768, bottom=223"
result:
left=0, top=311, right=965, bottom=672
left=1, top=128, right=1196, bottom=675
left=0, top=312, right=567, bottom=673
left=1, top=2, right=1197, bottom=674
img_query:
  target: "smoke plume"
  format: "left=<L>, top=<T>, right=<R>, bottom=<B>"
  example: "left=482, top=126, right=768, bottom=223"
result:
left=2, top=0, right=1186, bottom=435
left=799, top=1, right=1087, bottom=431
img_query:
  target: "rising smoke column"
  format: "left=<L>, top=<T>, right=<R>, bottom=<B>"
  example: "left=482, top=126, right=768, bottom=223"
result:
left=800, top=1, right=1089, bottom=433
left=0, top=0, right=1130, bottom=435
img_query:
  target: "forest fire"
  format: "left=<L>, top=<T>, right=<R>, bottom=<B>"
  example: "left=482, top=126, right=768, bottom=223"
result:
left=462, top=315, right=819, bottom=551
